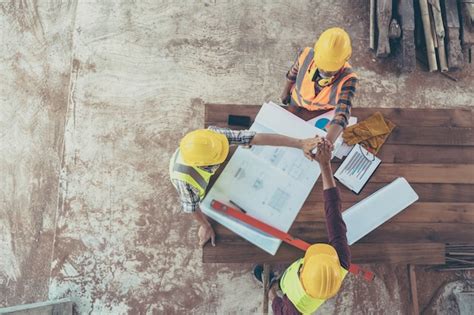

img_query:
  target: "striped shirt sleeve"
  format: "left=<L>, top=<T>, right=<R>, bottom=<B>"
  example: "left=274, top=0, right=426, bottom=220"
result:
left=207, top=126, right=256, bottom=146
left=173, top=179, right=201, bottom=213
left=286, top=48, right=304, bottom=82
left=329, top=77, right=358, bottom=129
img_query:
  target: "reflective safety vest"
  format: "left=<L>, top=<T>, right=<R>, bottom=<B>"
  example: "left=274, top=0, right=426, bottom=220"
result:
left=290, top=47, right=357, bottom=111
left=169, top=149, right=216, bottom=198
left=280, top=258, right=348, bottom=315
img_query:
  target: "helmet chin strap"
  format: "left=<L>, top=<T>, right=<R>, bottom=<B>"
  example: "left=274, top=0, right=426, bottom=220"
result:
left=309, top=61, right=336, bottom=87
left=317, top=69, right=335, bottom=87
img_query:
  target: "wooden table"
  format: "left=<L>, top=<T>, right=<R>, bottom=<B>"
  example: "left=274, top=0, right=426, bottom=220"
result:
left=203, top=104, right=474, bottom=265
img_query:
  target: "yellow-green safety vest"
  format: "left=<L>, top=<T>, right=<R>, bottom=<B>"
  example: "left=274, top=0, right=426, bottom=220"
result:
left=169, top=149, right=216, bottom=198
left=280, top=258, right=348, bottom=315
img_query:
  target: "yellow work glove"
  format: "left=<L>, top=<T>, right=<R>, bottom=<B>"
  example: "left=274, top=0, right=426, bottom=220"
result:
left=343, top=112, right=392, bottom=145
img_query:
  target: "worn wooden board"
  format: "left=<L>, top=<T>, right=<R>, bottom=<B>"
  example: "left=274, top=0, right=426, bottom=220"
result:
left=296, top=202, right=474, bottom=224
left=307, top=182, right=474, bottom=203
left=210, top=220, right=474, bottom=244
left=398, top=0, right=416, bottom=72
left=203, top=104, right=473, bottom=264
left=376, top=0, right=392, bottom=57
left=445, top=0, right=464, bottom=69
left=342, top=163, right=474, bottom=184
left=203, top=239, right=446, bottom=265
left=376, top=145, right=474, bottom=164
left=205, top=104, right=473, bottom=128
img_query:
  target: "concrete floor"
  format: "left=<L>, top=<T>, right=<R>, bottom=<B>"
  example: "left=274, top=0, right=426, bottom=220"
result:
left=0, top=0, right=473, bottom=314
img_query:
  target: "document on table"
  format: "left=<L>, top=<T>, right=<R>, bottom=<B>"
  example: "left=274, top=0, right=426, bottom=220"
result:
left=334, top=144, right=381, bottom=194
left=342, top=177, right=419, bottom=245
left=200, top=102, right=325, bottom=255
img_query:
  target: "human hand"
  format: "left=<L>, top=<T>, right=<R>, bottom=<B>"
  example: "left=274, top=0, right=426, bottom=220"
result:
left=314, top=138, right=334, bottom=165
left=280, top=93, right=290, bottom=105
left=268, top=281, right=279, bottom=301
left=198, top=224, right=216, bottom=247
left=301, top=136, right=323, bottom=160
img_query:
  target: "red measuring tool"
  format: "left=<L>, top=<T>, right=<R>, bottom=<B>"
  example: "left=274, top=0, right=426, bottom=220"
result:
left=211, top=200, right=374, bottom=282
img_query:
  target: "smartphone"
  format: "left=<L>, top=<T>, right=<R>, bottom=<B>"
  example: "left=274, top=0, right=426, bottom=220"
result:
left=228, top=115, right=251, bottom=128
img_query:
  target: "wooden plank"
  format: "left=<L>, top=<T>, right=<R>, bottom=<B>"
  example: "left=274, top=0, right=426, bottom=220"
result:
left=398, top=0, right=416, bottom=72
left=367, top=164, right=474, bottom=184
left=385, top=126, right=474, bottom=146
left=307, top=182, right=474, bottom=203
left=432, top=0, right=449, bottom=71
left=206, top=122, right=474, bottom=146
left=0, top=299, right=74, bottom=314
left=297, top=202, right=474, bottom=224
left=262, top=263, right=270, bottom=315
left=420, top=0, right=438, bottom=71
left=408, top=265, right=420, bottom=315
left=286, top=222, right=474, bottom=244
left=377, top=144, right=474, bottom=164
left=328, top=163, right=474, bottom=184
left=461, top=2, right=474, bottom=45
left=212, top=220, right=474, bottom=244
left=205, top=104, right=474, bottom=128
left=370, top=0, right=376, bottom=50
left=202, top=241, right=446, bottom=265
left=376, top=0, right=392, bottom=57
left=445, top=0, right=464, bottom=69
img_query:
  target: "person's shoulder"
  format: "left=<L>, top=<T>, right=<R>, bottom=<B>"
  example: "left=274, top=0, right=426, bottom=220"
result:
left=299, top=46, right=313, bottom=56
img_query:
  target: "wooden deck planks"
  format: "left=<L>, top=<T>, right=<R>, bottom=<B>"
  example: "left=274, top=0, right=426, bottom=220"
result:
left=296, top=202, right=474, bottom=224
left=210, top=221, right=473, bottom=244
left=203, top=240, right=446, bottom=265
left=205, top=104, right=473, bottom=128
left=203, top=104, right=473, bottom=265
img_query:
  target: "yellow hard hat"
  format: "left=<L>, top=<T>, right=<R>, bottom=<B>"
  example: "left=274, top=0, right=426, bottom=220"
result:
left=180, top=129, right=229, bottom=166
left=313, top=27, right=352, bottom=72
left=300, top=243, right=343, bottom=299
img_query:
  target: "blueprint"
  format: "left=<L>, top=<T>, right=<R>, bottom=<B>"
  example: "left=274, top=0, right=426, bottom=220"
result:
left=200, top=102, right=325, bottom=255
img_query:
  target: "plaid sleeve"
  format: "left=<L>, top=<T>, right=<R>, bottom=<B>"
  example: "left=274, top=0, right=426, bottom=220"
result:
left=286, top=48, right=304, bottom=82
left=208, top=126, right=256, bottom=146
left=173, top=179, right=201, bottom=213
left=330, top=77, right=358, bottom=129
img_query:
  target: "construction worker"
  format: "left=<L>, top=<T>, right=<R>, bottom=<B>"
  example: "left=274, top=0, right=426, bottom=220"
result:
left=281, top=27, right=358, bottom=144
left=169, top=126, right=322, bottom=247
left=254, top=139, right=350, bottom=314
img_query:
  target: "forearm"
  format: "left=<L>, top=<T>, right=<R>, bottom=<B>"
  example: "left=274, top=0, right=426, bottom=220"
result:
left=193, top=207, right=211, bottom=227
left=281, top=79, right=294, bottom=98
left=324, top=188, right=350, bottom=268
left=320, top=163, right=336, bottom=190
left=326, top=123, right=343, bottom=144
left=250, top=133, right=302, bottom=149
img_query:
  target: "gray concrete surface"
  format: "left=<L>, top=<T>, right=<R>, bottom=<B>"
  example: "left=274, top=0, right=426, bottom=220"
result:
left=0, top=0, right=473, bottom=314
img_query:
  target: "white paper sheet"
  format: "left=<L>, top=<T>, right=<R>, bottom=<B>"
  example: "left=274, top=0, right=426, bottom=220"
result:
left=342, top=177, right=419, bottom=245
left=200, top=102, right=324, bottom=255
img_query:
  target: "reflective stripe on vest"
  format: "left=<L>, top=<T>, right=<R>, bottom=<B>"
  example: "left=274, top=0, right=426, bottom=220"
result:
left=290, top=47, right=357, bottom=111
left=280, top=258, right=348, bottom=315
left=169, top=149, right=215, bottom=198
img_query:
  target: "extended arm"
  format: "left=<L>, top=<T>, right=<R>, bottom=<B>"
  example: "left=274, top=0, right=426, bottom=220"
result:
left=326, top=77, right=358, bottom=144
left=315, top=140, right=351, bottom=269
left=251, top=133, right=321, bottom=160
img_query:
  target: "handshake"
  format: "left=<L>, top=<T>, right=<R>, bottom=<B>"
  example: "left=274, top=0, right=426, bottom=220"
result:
left=300, top=136, right=333, bottom=164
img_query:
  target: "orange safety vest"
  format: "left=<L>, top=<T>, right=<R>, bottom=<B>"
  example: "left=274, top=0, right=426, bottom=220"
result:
left=290, top=47, right=357, bottom=111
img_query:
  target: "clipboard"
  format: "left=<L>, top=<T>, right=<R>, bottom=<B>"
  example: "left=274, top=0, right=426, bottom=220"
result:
left=334, top=144, right=381, bottom=194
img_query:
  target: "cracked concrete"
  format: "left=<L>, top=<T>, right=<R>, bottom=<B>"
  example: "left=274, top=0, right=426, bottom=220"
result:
left=1, top=1, right=473, bottom=314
